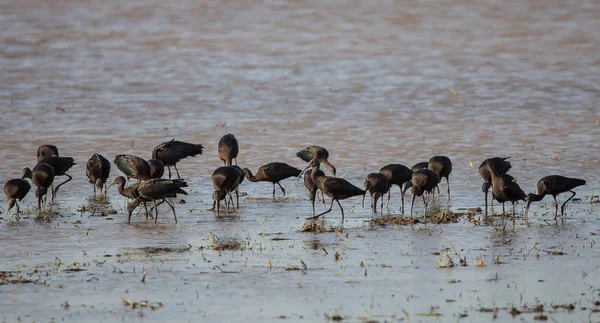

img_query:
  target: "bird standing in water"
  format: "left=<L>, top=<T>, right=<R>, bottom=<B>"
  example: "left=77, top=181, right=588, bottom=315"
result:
left=211, top=166, right=244, bottom=215
left=125, top=179, right=188, bottom=223
left=152, top=139, right=204, bottom=179
left=303, top=168, right=326, bottom=216
left=428, top=156, right=452, bottom=199
left=525, top=175, right=586, bottom=221
left=486, top=160, right=526, bottom=228
left=23, top=164, right=55, bottom=214
left=3, top=169, right=32, bottom=219
left=86, top=153, right=111, bottom=195
left=297, top=146, right=336, bottom=177
left=379, top=164, right=412, bottom=213
left=362, top=173, right=390, bottom=214
left=218, top=134, right=239, bottom=166
left=242, top=162, right=301, bottom=197
left=479, top=157, right=511, bottom=215
left=410, top=168, right=439, bottom=219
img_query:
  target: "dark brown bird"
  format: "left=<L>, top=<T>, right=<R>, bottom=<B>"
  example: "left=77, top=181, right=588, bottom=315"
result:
left=147, top=158, right=165, bottom=179
left=152, top=139, right=204, bottom=179
left=400, top=162, right=430, bottom=195
left=218, top=134, right=239, bottom=166
left=3, top=169, right=32, bottom=218
left=211, top=166, right=244, bottom=215
left=362, top=173, right=390, bottom=214
left=23, top=164, right=55, bottom=213
left=300, top=159, right=365, bottom=221
left=487, top=161, right=526, bottom=228
left=410, top=169, right=439, bottom=218
left=86, top=153, right=111, bottom=195
left=242, top=162, right=301, bottom=197
left=379, top=164, right=412, bottom=213
left=114, top=155, right=151, bottom=183
left=525, top=175, right=586, bottom=221
left=36, top=144, right=59, bottom=162
left=37, top=155, right=75, bottom=202
left=303, top=168, right=326, bottom=216
left=428, top=156, right=452, bottom=199
left=125, top=178, right=188, bottom=223
left=297, top=146, right=336, bottom=177
left=479, top=157, right=511, bottom=214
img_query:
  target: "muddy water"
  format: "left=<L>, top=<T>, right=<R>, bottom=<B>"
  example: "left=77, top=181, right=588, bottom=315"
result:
left=1, top=0, right=600, bottom=321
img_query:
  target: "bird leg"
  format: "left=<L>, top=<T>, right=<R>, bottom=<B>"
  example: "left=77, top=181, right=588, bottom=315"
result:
left=166, top=198, right=177, bottom=223
left=153, top=200, right=159, bottom=223
left=235, top=187, right=240, bottom=209
left=511, top=202, right=516, bottom=229
left=277, top=182, right=287, bottom=197
left=272, top=183, right=276, bottom=198
left=446, top=177, right=450, bottom=200
left=484, top=190, right=488, bottom=217
left=335, top=199, right=345, bottom=221
left=561, top=191, right=577, bottom=219
left=173, top=164, right=181, bottom=180
left=410, top=194, right=416, bottom=218
left=307, top=198, right=334, bottom=220
left=553, top=196, right=559, bottom=220
left=166, top=166, right=172, bottom=179
left=53, top=173, right=73, bottom=202
left=400, top=190, right=405, bottom=214
left=502, top=202, right=505, bottom=215
left=144, top=202, right=150, bottom=221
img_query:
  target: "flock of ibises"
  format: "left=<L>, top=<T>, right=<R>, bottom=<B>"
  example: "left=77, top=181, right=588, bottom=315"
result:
left=2, top=134, right=587, bottom=229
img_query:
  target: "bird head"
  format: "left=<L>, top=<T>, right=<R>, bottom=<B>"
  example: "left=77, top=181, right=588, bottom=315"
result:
left=104, top=176, right=126, bottom=194
left=22, top=167, right=33, bottom=179
left=213, top=190, right=226, bottom=202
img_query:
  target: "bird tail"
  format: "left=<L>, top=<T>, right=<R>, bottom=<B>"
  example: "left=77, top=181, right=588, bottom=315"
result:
left=187, top=144, right=204, bottom=157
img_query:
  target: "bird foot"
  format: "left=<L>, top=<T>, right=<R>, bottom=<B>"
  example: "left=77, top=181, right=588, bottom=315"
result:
left=306, top=215, right=322, bottom=220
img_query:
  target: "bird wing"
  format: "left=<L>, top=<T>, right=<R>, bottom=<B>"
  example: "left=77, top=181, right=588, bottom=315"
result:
left=153, top=140, right=204, bottom=163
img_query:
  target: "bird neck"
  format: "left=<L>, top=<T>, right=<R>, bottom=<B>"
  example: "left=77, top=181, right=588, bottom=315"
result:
left=244, top=169, right=259, bottom=182
left=528, top=193, right=545, bottom=203
left=311, top=163, right=322, bottom=183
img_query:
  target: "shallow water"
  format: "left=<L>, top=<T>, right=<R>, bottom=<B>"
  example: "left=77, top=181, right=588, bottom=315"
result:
left=1, top=0, right=600, bottom=321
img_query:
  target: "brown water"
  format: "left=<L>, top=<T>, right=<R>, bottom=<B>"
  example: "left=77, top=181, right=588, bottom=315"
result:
left=1, top=0, right=600, bottom=321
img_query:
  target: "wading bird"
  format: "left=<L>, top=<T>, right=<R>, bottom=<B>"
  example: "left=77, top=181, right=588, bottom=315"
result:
left=218, top=134, right=239, bottom=166
left=428, top=156, right=452, bottom=199
left=3, top=169, right=32, bottom=218
left=379, top=164, right=412, bottom=213
left=297, top=146, right=336, bottom=177
left=147, top=158, right=165, bottom=179
left=303, top=168, right=326, bottom=216
left=152, top=139, right=204, bottom=179
left=479, top=157, right=511, bottom=214
left=401, top=162, right=430, bottom=194
left=125, top=179, right=188, bottom=223
left=211, top=166, right=244, bottom=215
left=362, top=173, right=390, bottom=214
left=23, top=164, right=55, bottom=213
left=86, top=153, right=111, bottom=195
left=525, top=175, right=586, bottom=221
left=36, top=144, right=59, bottom=162
left=487, top=160, right=526, bottom=228
left=37, top=154, right=75, bottom=202
left=410, top=169, right=439, bottom=218
left=242, top=162, right=301, bottom=197
left=300, top=160, right=365, bottom=221
left=114, top=155, right=151, bottom=183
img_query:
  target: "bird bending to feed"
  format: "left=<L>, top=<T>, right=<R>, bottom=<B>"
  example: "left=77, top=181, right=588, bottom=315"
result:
left=152, top=139, right=204, bottom=179
left=303, top=168, right=326, bottom=216
left=211, top=166, right=244, bottom=215
left=410, top=168, right=439, bottom=218
left=486, top=160, right=526, bottom=228
left=3, top=169, right=32, bottom=218
left=114, top=154, right=151, bottom=183
left=379, top=164, right=412, bottom=213
left=297, top=145, right=336, bottom=177
left=362, top=173, right=390, bottom=214
left=299, top=159, right=365, bottom=221
left=147, top=158, right=165, bottom=179
left=38, top=154, right=76, bottom=202
left=125, top=178, right=188, bottom=223
left=242, top=162, right=301, bottom=197
left=525, top=175, right=586, bottom=221
left=400, top=161, right=430, bottom=195
left=23, top=164, right=55, bottom=213
left=86, top=153, right=111, bottom=195
left=36, top=144, right=59, bottom=162
left=218, top=134, right=239, bottom=166
left=479, top=157, right=511, bottom=214
left=428, top=156, right=452, bottom=199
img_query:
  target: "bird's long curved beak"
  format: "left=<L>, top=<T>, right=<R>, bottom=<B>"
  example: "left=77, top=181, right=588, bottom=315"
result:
left=104, top=182, right=116, bottom=195
left=298, top=165, right=310, bottom=181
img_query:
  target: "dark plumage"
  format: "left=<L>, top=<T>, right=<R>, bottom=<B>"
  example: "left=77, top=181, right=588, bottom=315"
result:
left=379, top=164, right=412, bottom=213
left=303, top=168, right=326, bottom=215
left=428, top=156, right=452, bottom=198
left=410, top=169, right=439, bottom=218
left=525, top=175, right=586, bottom=221
left=3, top=171, right=31, bottom=218
left=218, top=134, right=239, bottom=166
left=23, top=164, right=55, bottom=213
left=36, top=144, right=59, bottom=162
left=147, top=158, right=165, bottom=179
left=301, top=160, right=365, bottom=221
left=38, top=155, right=76, bottom=202
left=152, top=139, right=204, bottom=179
left=487, top=161, right=526, bottom=228
left=479, top=157, right=511, bottom=214
left=86, top=153, right=111, bottom=195
left=114, top=155, right=151, bottom=182
left=242, top=162, right=301, bottom=197
left=125, top=178, right=188, bottom=223
left=297, top=146, right=336, bottom=177
left=400, top=162, right=429, bottom=194
left=211, top=166, right=244, bottom=215
left=362, top=173, right=390, bottom=214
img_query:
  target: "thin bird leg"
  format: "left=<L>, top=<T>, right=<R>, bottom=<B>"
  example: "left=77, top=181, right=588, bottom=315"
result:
left=235, top=187, right=240, bottom=209
left=272, top=183, right=276, bottom=198
left=311, top=195, right=316, bottom=215
left=560, top=191, right=577, bottom=219
left=15, top=200, right=21, bottom=218
left=336, top=199, right=345, bottom=221
left=166, top=166, right=172, bottom=179
left=502, top=202, right=505, bottom=215
left=144, top=202, right=150, bottom=221
left=93, top=185, right=96, bottom=196
left=234, top=158, right=237, bottom=166
left=484, top=190, right=488, bottom=217
left=53, top=173, right=73, bottom=200
left=400, top=190, right=405, bottom=214
left=410, top=194, right=417, bottom=218
left=307, top=198, right=334, bottom=220
left=38, top=194, right=42, bottom=214
left=424, top=196, right=428, bottom=220
left=166, top=198, right=177, bottom=223
left=511, top=202, right=516, bottom=229
left=277, top=182, right=286, bottom=197
left=173, top=164, right=181, bottom=180
left=553, top=196, right=559, bottom=220
left=321, top=191, right=327, bottom=209
left=446, top=177, right=450, bottom=200
left=386, top=191, right=391, bottom=209
left=216, top=198, right=221, bottom=216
